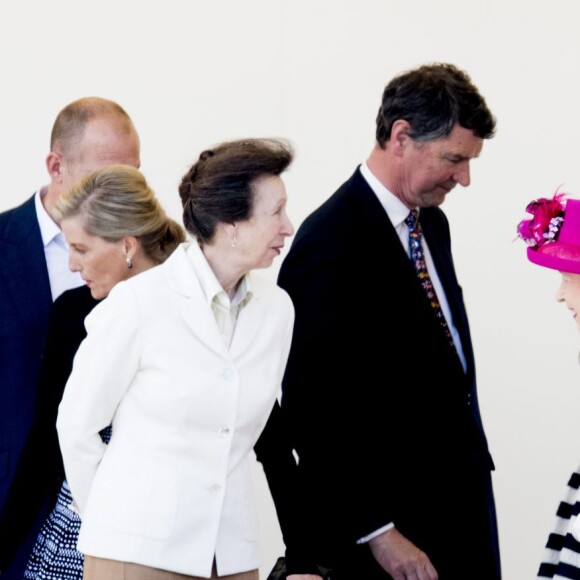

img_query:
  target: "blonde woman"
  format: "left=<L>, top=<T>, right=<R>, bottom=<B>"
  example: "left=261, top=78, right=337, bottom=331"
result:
left=0, top=165, right=185, bottom=580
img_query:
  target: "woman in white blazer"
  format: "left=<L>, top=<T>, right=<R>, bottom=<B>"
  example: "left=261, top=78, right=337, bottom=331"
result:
left=1, top=164, right=185, bottom=580
left=57, top=139, right=322, bottom=580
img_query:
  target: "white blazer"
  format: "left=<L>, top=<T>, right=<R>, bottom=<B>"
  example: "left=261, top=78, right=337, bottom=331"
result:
left=57, top=243, right=295, bottom=577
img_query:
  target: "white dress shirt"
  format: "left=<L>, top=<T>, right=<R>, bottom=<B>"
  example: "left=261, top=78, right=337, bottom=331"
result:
left=35, top=188, right=83, bottom=300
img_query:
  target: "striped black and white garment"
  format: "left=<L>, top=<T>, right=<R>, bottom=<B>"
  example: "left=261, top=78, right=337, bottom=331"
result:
left=538, top=469, right=580, bottom=578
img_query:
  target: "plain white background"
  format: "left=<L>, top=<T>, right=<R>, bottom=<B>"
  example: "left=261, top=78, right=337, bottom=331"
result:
left=3, top=1, right=580, bottom=578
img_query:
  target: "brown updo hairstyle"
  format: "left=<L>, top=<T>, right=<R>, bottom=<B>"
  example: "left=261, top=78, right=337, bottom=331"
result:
left=179, top=138, right=293, bottom=244
left=55, top=164, right=186, bottom=264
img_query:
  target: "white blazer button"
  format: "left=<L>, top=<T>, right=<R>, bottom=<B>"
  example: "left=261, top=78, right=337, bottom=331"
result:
left=218, top=427, right=230, bottom=437
left=210, top=484, right=221, bottom=496
left=223, top=368, right=235, bottom=381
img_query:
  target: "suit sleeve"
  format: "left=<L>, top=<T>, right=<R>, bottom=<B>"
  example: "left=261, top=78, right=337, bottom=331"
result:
left=254, top=401, right=322, bottom=575
left=251, top=287, right=322, bottom=574
left=277, top=231, right=402, bottom=543
left=0, top=289, right=96, bottom=571
left=57, top=283, right=141, bottom=514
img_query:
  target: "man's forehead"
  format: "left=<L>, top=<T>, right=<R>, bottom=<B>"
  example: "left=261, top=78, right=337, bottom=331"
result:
left=437, top=127, right=483, bottom=159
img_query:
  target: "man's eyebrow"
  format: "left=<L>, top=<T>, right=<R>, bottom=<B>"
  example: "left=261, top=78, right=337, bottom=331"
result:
left=445, top=152, right=478, bottom=161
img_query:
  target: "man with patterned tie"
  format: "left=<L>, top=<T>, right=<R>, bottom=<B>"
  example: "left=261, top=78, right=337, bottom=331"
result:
left=278, top=63, right=500, bottom=579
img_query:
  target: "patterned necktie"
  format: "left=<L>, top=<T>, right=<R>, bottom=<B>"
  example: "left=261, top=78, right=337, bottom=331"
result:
left=404, top=210, right=454, bottom=347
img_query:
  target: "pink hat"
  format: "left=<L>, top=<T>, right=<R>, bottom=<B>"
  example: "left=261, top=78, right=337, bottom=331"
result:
left=517, top=192, right=580, bottom=274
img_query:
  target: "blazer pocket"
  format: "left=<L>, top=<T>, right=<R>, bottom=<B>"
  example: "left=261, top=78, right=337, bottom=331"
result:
left=109, top=477, right=179, bottom=540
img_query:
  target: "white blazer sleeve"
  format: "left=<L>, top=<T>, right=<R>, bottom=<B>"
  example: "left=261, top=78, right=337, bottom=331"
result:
left=57, top=282, right=141, bottom=514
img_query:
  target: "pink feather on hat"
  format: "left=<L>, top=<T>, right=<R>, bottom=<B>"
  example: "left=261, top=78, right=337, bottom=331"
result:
left=517, top=192, right=566, bottom=247
left=517, top=191, right=580, bottom=274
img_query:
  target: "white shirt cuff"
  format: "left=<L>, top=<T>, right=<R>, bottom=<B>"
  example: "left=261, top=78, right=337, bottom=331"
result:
left=356, top=522, right=395, bottom=544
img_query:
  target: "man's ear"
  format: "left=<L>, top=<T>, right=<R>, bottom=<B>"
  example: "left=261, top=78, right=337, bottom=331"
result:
left=390, top=120, right=413, bottom=156
left=46, top=151, right=64, bottom=183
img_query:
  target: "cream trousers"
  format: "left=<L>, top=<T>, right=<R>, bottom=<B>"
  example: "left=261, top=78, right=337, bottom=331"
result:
left=83, top=556, right=259, bottom=580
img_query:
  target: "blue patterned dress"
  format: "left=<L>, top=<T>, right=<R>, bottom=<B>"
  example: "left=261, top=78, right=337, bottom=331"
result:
left=24, top=426, right=112, bottom=580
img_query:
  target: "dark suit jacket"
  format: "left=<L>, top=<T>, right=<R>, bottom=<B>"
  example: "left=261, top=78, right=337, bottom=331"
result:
left=277, top=168, right=501, bottom=579
left=0, top=195, right=53, bottom=579
left=0, top=285, right=98, bottom=573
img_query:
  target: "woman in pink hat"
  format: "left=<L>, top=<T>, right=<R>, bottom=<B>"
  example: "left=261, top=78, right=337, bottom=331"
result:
left=518, top=192, right=580, bottom=577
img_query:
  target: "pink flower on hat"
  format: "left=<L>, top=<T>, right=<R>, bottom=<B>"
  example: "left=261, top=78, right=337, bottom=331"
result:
left=517, top=192, right=567, bottom=247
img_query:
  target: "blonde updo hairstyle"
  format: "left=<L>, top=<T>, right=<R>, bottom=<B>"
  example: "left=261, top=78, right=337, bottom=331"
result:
left=55, top=164, right=185, bottom=264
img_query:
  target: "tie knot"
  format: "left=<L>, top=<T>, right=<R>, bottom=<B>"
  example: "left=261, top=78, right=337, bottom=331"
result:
left=405, top=209, right=419, bottom=230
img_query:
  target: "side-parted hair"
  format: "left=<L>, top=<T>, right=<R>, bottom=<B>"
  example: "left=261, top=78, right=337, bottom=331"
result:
left=375, top=62, right=496, bottom=147
left=50, top=96, right=135, bottom=160
left=55, top=164, right=185, bottom=264
left=179, top=138, right=293, bottom=243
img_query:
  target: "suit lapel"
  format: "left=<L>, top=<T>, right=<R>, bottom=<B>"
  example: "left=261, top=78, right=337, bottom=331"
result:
left=421, top=212, right=475, bottom=377
left=349, top=169, right=449, bottom=292
left=349, top=170, right=468, bottom=346
left=0, top=196, right=52, bottom=328
left=349, top=168, right=412, bottom=265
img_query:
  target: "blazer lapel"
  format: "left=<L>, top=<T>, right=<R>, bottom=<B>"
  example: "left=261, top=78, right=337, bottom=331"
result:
left=165, top=245, right=230, bottom=359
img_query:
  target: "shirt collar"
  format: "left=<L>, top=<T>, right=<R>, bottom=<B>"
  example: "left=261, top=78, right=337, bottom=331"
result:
left=359, top=162, right=414, bottom=228
left=185, top=240, right=253, bottom=308
left=35, top=187, right=66, bottom=248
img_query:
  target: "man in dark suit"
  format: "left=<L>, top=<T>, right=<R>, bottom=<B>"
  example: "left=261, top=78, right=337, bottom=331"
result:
left=0, top=97, right=140, bottom=579
left=277, top=63, right=501, bottom=579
